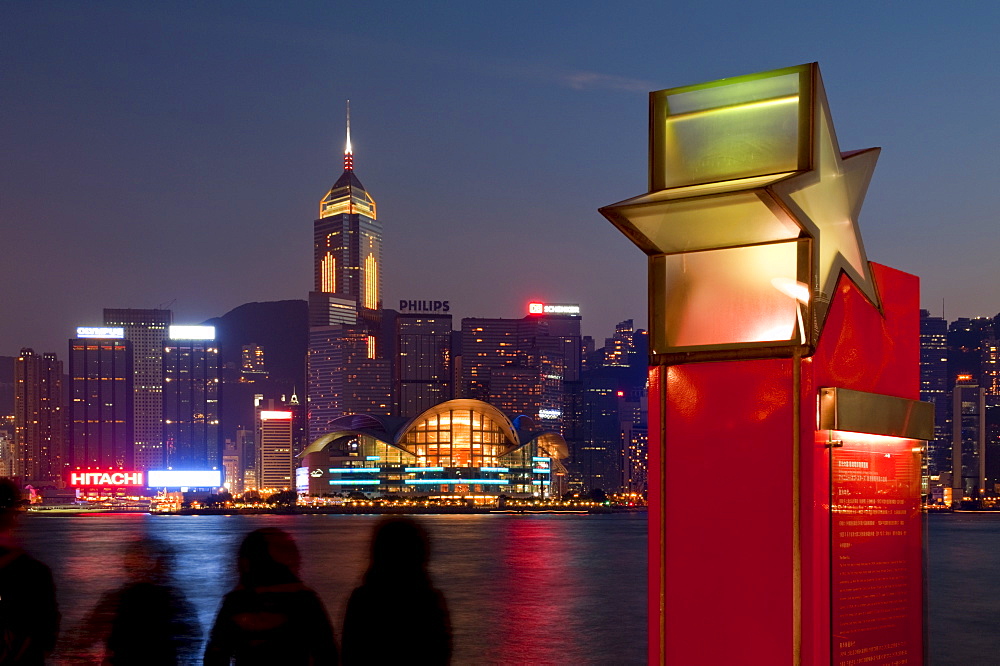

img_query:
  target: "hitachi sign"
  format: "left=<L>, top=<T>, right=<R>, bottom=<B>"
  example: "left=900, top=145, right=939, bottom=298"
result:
left=68, top=471, right=144, bottom=487
left=399, top=300, right=450, bottom=313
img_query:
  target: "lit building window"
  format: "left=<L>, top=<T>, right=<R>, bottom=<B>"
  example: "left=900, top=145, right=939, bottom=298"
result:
left=364, top=253, right=378, bottom=309
left=321, top=253, right=336, bottom=293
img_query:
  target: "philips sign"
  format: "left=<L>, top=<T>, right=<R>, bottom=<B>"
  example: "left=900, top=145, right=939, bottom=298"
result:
left=527, top=302, right=581, bottom=316
left=76, top=327, right=125, bottom=339
left=399, top=300, right=450, bottom=313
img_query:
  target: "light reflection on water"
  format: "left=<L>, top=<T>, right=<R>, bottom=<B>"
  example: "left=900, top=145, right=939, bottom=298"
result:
left=18, top=513, right=647, bottom=665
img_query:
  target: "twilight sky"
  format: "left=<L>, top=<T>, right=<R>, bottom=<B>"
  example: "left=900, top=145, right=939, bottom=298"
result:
left=3, top=1, right=999, bottom=357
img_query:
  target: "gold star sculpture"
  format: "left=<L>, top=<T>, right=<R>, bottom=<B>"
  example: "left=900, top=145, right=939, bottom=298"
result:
left=600, top=63, right=881, bottom=363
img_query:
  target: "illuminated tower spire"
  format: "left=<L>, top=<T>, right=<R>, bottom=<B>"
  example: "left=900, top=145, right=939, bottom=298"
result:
left=315, top=99, right=379, bottom=306
left=344, top=100, right=353, bottom=171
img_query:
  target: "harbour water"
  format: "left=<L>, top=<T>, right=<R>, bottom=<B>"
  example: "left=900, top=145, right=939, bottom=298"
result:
left=15, top=511, right=997, bottom=664
left=20, top=512, right=647, bottom=665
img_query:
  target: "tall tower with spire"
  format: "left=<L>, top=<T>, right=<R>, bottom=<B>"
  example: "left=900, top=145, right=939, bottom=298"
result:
left=311, top=101, right=382, bottom=322
left=307, top=104, right=392, bottom=439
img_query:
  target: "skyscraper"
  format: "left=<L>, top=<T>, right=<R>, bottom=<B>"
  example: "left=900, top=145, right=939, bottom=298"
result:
left=396, top=312, right=453, bottom=417
left=104, top=308, right=172, bottom=469
left=460, top=303, right=582, bottom=430
left=309, top=103, right=382, bottom=325
left=307, top=105, right=391, bottom=439
left=14, top=349, right=65, bottom=486
left=953, top=375, right=986, bottom=503
left=69, top=329, right=133, bottom=469
left=566, top=321, right=649, bottom=493
left=256, top=402, right=293, bottom=491
left=162, top=325, right=221, bottom=470
left=308, top=326, right=391, bottom=437
left=920, top=310, right=949, bottom=475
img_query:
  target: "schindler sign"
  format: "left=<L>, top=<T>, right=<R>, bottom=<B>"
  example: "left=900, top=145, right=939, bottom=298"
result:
left=399, top=300, right=450, bottom=313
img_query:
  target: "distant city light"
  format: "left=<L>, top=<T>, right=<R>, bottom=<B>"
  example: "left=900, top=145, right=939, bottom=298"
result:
left=260, top=410, right=292, bottom=420
left=169, top=325, right=216, bottom=340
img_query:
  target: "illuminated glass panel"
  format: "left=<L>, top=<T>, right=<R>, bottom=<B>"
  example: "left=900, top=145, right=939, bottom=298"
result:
left=352, top=437, right=417, bottom=466
left=399, top=407, right=511, bottom=468
left=651, top=240, right=806, bottom=351
left=321, top=253, right=336, bottom=293
left=365, top=254, right=378, bottom=309
left=653, top=68, right=809, bottom=190
left=615, top=191, right=799, bottom=254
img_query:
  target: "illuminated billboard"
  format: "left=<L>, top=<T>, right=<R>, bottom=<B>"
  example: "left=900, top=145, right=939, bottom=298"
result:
left=68, top=470, right=144, bottom=486
left=168, top=325, right=216, bottom=340
left=260, top=410, right=293, bottom=420
left=75, top=327, right=125, bottom=339
left=147, top=470, right=222, bottom=488
left=527, top=302, right=581, bottom=315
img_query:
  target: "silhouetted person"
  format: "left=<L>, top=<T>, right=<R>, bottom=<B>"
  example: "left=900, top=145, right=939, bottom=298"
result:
left=76, top=537, right=201, bottom=664
left=0, top=478, right=59, bottom=664
left=204, top=527, right=338, bottom=665
left=342, top=517, right=451, bottom=665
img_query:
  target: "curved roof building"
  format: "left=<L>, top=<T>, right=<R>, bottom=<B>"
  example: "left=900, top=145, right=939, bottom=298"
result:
left=297, top=399, right=568, bottom=499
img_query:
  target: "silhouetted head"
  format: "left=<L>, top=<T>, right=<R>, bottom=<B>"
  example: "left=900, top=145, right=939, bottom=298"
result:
left=237, top=527, right=301, bottom=588
left=124, top=537, right=176, bottom=584
left=368, top=517, right=429, bottom=582
left=0, top=478, right=24, bottom=532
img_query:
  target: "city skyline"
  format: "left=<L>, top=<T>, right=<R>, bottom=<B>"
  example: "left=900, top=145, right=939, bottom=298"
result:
left=5, top=1, right=1000, bottom=357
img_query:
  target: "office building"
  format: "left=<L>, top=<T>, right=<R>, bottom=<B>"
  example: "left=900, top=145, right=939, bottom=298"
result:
left=257, top=402, right=294, bottom=491
left=460, top=303, right=582, bottom=431
left=163, top=325, right=221, bottom=470
left=920, top=310, right=949, bottom=476
left=953, top=375, right=986, bottom=503
left=236, top=427, right=256, bottom=492
left=307, top=106, right=391, bottom=438
left=240, top=344, right=268, bottom=382
left=14, top=349, right=66, bottom=486
left=104, top=308, right=172, bottom=469
left=308, top=327, right=392, bottom=439
left=310, top=108, right=382, bottom=322
left=620, top=387, right=648, bottom=496
left=69, top=328, right=133, bottom=469
left=0, top=433, right=14, bottom=478
left=221, top=438, right=242, bottom=493
left=566, top=322, right=649, bottom=493
left=396, top=312, right=453, bottom=417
